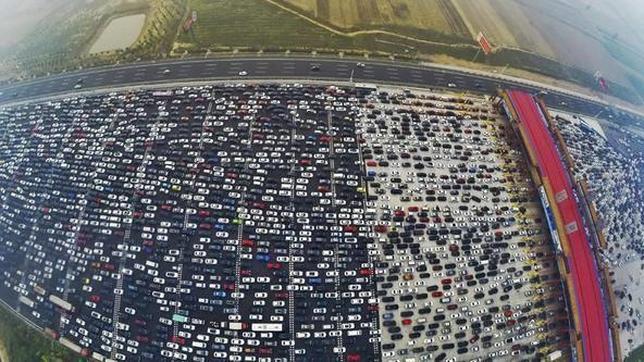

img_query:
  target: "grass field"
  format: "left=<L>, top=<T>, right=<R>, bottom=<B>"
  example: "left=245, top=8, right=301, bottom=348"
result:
left=1, top=0, right=643, bottom=105
left=0, top=304, right=80, bottom=362
left=626, top=343, right=644, bottom=362
left=174, top=0, right=418, bottom=55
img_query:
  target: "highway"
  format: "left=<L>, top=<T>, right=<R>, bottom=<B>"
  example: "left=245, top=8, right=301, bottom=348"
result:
left=508, top=90, right=612, bottom=362
left=0, top=56, right=637, bottom=121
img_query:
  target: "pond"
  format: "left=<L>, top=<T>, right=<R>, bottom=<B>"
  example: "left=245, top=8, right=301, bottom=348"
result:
left=89, top=13, right=146, bottom=54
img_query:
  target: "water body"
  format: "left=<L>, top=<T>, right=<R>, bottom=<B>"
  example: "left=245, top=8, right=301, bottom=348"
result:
left=89, top=13, right=145, bottom=54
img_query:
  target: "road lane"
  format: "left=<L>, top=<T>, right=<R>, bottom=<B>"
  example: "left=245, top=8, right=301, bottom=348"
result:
left=1, top=57, right=637, bottom=123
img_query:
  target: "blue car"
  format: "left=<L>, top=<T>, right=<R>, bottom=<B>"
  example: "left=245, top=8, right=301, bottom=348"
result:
left=213, top=291, right=227, bottom=298
left=255, top=254, right=270, bottom=262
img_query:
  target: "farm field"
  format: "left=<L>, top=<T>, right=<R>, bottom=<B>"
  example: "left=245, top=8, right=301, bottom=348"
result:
left=174, top=0, right=414, bottom=54
left=501, top=0, right=643, bottom=88
left=281, top=0, right=468, bottom=37
left=279, top=0, right=643, bottom=102
left=0, top=0, right=642, bottom=105
left=450, top=0, right=555, bottom=58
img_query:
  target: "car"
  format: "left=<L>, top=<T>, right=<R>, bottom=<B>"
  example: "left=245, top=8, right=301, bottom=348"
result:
left=0, top=82, right=561, bottom=361
left=163, top=69, right=171, bottom=75
left=239, top=71, right=248, bottom=76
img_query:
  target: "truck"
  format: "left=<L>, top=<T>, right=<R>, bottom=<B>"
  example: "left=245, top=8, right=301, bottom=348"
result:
left=251, top=323, right=283, bottom=332
left=172, top=313, right=189, bottom=323
left=18, top=296, right=35, bottom=308
left=49, top=295, right=73, bottom=312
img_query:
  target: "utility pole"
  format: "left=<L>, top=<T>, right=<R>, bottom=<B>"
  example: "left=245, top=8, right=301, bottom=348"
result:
left=471, top=48, right=481, bottom=63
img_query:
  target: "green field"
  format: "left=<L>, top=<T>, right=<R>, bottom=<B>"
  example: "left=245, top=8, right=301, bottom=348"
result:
left=0, top=0, right=642, bottom=106
left=170, top=0, right=642, bottom=105
left=175, top=0, right=413, bottom=54
left=0, top=304, right=81, bottom=362
left=9, top=0, right=186, bottom=78
left=627, top=343, right=644, bottom=362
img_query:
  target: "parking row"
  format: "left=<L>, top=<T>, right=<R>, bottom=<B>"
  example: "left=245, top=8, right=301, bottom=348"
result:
left=357, top=89, right=568, bottom=361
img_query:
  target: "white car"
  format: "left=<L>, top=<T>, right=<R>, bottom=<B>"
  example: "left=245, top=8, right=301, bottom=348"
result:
left=239, top=71, right=248, bottom=76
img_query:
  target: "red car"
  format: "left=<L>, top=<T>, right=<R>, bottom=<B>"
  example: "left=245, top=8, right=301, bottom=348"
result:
left=343, top=225, right=357, bottom=233
left=374, top=225, right=388, bottom=233
left=267, top=262, right=282, bottom=270
left=359, top=268, right=372, bottom=277
left=223, top=283, right=236, bottom=291
left=258, top=347, right=272, bottom=355
left=171, top=336, right=185, bottom=345
left=252, top=201, right=267, bottom=209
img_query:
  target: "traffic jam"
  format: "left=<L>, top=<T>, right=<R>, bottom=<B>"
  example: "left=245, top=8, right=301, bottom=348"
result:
left=0, top=83, right=565, bottom=361
left=358, top=89, right=569, bottom=361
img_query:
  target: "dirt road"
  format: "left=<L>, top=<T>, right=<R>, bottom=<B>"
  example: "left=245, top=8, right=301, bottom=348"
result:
left=0, top=338, right=9, bottom=362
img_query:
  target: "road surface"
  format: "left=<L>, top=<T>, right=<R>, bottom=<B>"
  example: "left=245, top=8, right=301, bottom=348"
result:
left=0, top=56, right=637, bottom=123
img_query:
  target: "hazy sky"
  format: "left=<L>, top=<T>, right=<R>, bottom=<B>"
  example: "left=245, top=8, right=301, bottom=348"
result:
left=0, top=0, right=642, bottom=53
left=0, top=0, right=69, bottom=48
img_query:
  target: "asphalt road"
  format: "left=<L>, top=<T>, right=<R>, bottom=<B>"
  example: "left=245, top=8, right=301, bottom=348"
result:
left=0, top=56, right=639, bottom=122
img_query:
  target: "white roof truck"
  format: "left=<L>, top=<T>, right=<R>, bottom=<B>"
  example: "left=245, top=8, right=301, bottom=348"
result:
left=49, top=295, right=74, bottom=312
left=251, top=323, right=283, bottom=332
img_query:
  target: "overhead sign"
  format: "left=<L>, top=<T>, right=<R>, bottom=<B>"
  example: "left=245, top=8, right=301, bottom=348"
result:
left=594, top=71, right=608, bottom=93
left=476, top=32, right=493, bottom=55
